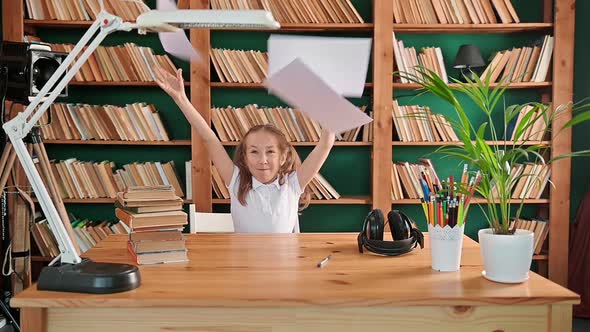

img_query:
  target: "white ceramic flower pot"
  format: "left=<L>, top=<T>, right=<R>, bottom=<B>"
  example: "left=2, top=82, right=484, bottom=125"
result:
left=478, top=228, right=534, bottom=283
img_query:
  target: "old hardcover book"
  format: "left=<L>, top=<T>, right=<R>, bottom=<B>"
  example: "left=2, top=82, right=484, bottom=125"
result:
left=127, top=242, right=188, bottom=265
left=122, top=184, right=177, bottom=200
left=116, top=192, right=183, bottom=207
left=114, top=200, right=182, bottom=213
left=129, top=230, right=184, bottom=242
left=128, top=239, right=186, bottom=254
left=115, top=208, right=187, bottom=230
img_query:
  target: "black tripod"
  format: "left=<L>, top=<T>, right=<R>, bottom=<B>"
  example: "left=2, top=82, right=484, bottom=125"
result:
left=0, top=295, right=19, bottom=331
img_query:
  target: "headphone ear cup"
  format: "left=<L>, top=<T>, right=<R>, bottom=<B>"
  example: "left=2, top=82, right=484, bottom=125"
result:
left=366, top=209, right=385, bottom=240
left=387, top=210, right=410, bottom=240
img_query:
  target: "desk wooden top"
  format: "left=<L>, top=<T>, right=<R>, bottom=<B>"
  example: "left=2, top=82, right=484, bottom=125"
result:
left=12, top=233, right=579, bottom=308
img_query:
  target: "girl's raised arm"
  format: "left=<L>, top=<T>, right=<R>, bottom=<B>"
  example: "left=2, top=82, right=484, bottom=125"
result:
left=155, top=66, right=234, bottom=185
left=297, top=127, right=336, bottom=189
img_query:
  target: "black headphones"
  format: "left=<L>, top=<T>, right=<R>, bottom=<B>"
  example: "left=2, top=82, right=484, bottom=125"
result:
left=357, top=209, right=424, bottom=256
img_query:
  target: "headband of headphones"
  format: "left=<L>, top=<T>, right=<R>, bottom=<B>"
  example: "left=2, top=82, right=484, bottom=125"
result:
left=357, top=209, right=424, bottom=256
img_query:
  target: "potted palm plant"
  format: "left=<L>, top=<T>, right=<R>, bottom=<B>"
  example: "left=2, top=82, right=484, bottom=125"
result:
left=398, top=68, right=590, bottom=283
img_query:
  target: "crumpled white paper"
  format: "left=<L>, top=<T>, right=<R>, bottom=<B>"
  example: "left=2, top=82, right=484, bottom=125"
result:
left=156, top=0, right=200, bottom=62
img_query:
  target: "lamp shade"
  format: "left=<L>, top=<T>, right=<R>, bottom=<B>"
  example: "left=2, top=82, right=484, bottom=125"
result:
left=453, top=44, right=485, bottom=69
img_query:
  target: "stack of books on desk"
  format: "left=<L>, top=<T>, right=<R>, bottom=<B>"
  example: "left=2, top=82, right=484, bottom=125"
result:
left=115, top=185, right=189, bottom=265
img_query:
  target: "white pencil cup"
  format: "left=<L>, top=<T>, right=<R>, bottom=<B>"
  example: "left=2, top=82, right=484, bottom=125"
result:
left=428, top=224, right=465, bottom=272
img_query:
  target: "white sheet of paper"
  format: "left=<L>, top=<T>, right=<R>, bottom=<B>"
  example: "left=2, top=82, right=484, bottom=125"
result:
left=157, top=0, right=176, bottom=10
left=264, top=58, right=373, bottom=134
left=267, top=35, right=371, bottom=98
left=156, top=0, right=200, bottom=62
left=158, top=30, right=201, bottom=62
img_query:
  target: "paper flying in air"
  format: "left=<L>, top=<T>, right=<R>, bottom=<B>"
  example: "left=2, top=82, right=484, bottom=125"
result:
left=156, top=0, right=200, bottom=62
left=264, top=58, right=373, bottom=134
left=267, top=35, right=371, bottom=97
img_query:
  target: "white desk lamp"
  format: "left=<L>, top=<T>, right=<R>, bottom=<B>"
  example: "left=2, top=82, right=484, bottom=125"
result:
left=2, top=8, right=279, bottom=293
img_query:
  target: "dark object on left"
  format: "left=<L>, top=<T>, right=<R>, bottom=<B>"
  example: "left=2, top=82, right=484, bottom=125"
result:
left=0, top=41, right=68, bottom=105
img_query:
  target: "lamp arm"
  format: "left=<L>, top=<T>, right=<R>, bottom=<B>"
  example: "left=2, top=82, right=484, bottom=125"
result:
left=24, top=11, right=133, bottom=133
left=4, top=138, right=81, bottom=264
left=1, top=11, right=132, bottom=265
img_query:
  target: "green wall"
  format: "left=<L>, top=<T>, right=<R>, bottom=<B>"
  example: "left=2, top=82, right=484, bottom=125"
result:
left=2, top=1, right=590, bottom=239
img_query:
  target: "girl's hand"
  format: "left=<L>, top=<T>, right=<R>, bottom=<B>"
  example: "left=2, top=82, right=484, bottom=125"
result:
left=155, top=66, right=187, bottom=102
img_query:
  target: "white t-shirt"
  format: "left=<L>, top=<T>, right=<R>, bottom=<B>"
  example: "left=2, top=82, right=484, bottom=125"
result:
left=228, top=166, right=303, bottom=233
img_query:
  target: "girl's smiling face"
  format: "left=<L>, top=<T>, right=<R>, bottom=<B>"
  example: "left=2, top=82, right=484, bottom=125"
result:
left=244, top=130, right=287, bottom=184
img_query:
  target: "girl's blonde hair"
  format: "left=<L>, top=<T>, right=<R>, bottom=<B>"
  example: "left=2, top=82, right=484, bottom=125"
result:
left=233, top=124, right=311, bottom=210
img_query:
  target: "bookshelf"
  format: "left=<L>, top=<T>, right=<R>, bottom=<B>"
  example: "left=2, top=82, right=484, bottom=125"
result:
left=1, top=0, right=575, bottom=287
left=383, top=0, right=572, bottom=288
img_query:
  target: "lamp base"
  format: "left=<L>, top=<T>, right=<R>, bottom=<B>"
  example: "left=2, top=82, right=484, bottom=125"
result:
left=37, top=258, right=141, bottom=294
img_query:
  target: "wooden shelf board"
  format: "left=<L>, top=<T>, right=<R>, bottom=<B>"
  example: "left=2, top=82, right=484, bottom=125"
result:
left=31, top=256, right=54, bottom=262
left=24, top=19, right=96, bottom=27
left=24, top=21, right=551, bottom=33
left=392, top=140, right=550, bottom=146
left=392, top=23, right=553, bottom=33
left=33, top=197, right=548, bottom=206
left=213, top=196, right=371, bottom=205
left=24, top=20, right=373, bottom=31
left=43, top=140, right=191, bottom=146
left=221, top=141, right=372, bottom=146
left=69, top=81, right=189, bottom=87
left=32, top=198, right=193, bottom=204
left=211, top=82, right=373, bottom=88
left=533, top=254, right=548, bottom=261
left=274, top=23, right=374, bottom=31
left=392, top=198, right=550, bottom=204
left=393, top=82, right=552, bottom=89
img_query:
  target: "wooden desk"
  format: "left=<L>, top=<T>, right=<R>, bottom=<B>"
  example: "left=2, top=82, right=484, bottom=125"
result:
left=13, top=233, right=579, bottom=332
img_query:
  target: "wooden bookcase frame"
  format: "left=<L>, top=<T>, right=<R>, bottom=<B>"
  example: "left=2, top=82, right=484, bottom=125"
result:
left=2, top=0, right=575, bottom=287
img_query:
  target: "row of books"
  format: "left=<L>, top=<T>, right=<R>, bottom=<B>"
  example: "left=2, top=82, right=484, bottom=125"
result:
left=393, top=33, right=448, bottom=83
left=391, top=158, right=550, bottom=201
left=206, top=162, right=341, bottom=200
left=211, top=104, right=373, bottom=142
left=117, top=186, right=188, bottom=265
left=393, top=0, right=520, bottom=24
left=210, top=0, right=364, bottom=24
left=39, top=102, right=171, bottom=142
left=495, top=163, right=550, bottom=200
left=116, top=161, right=184, bottom=198
left=211, top=48, right=268, bottom=84
left=506, top=105, right=548, bottom=141
left=31, top=217, right=130, bottom=257
left=50, top=43, right=177, bottom=82
left=481, top=35, right=554, bottom=83
left=392, top=100, right=459, bottom=142
left=209, top=163, right=229, bottom=199
left=73, top=219, right=130, bottom=254
left=306, top=173, right=341, bottom=200
left=25, top=0, right=148, bottom=21
left=34, top=158, right=184, bottom=199
left=510, top=217, right=549, bottom=255
left=391, top=159, right=441, bottom=200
